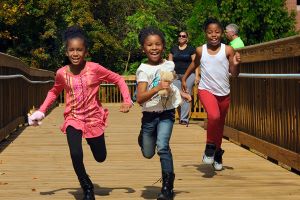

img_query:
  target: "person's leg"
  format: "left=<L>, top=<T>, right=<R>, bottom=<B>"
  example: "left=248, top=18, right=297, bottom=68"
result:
left=198, top=90, right=221, bottom=164
left=211, top=95, right=230, bottom=170
left=66, top=126, right=94, bottom=200
left=139, top=112, right=158, bottom=159
left=86, top=133, right=107, bottom=162
left=214, top=95, right=230, bottom=149
left=156, top=109, right=175, bottom=173
left=66, top=126, right=87, bottom=178
left=180, top=73, right=195, bottom=124
left=198, top=90, right=221, bottom=145
left=156, top=109, right=175, bottom=200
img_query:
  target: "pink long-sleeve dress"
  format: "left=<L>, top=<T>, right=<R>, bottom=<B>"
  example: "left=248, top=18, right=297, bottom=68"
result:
left=39, top=61, right=132, bottom=138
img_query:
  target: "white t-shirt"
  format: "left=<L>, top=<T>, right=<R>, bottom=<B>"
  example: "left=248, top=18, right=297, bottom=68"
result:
left=199, top=43, right=230, bottom=96
left=136, top=60, right=182, bottom=112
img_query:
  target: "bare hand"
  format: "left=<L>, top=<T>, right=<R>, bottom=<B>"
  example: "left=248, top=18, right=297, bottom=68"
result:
left=233, top=52, right=241, bottom=65
left=119, top=103, right=132, bottom=113
left=181, top=91, right=192, bottom=102
left=159, top=80, right=171, bottom=89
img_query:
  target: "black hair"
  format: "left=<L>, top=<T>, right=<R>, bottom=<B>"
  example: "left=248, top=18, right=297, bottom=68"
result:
left=203, top=18, right=224, bottom=32
left=138, top=27, right=166, bottom=47
left=63, top=25, right=88, bottom=48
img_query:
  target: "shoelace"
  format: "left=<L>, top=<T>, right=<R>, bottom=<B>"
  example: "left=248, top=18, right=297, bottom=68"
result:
left=152, top=177, right=162, bottom=185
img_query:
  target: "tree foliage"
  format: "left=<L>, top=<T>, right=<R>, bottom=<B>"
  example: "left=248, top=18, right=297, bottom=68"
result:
left=0, top=0, right=297, bottom=74
left=186, top=0, right=297, bottom=47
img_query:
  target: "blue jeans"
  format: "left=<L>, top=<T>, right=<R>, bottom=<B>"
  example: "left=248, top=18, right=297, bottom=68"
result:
left=139, top=109, right=175, bottom=173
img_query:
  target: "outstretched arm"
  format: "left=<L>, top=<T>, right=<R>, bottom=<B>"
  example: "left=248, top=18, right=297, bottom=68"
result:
left=97, top=65, right=132, bottom=105
left=29, top=72, right=64, bottom=126
left=97, top=65, right=132, bottom=112
left=39, top=73, right=64, bottom=113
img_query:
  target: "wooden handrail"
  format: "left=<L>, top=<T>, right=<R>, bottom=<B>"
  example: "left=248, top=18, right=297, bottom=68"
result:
left=0, top=53, right=55, bottom=142
left=226, top=35, right=300, bottom=171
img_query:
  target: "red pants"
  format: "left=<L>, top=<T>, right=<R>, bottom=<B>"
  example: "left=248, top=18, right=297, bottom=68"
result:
left=198, top=89, right=230, bottom=149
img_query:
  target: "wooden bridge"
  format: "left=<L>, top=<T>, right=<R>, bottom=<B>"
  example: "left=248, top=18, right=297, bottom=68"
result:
left=1, top=104, right=300, bottom=200
left=1, top=36, right=300, bottom=199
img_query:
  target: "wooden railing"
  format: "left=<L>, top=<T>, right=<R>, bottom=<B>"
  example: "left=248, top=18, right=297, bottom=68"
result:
left=99, top=75, right=136, bottom=103
left=0, top=53, right=55, bottom=142
left=226, top=35, right=300, bottom=171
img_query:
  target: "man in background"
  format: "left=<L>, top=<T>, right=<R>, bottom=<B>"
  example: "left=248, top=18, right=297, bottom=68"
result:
left=225, top=23, right=245, bottom=49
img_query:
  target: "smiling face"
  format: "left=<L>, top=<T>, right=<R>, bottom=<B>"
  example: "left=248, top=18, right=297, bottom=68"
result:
left=66, top=37, right=87, bottom=67
left=142, top=34, right=164, bottom=65
left=178, top=31, right=188, bottom=45
left=205, top=23, right=223, bottom=47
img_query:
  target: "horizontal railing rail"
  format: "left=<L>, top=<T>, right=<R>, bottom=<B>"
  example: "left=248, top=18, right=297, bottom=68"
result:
left=0, top=53, right=55, bottom=142
left=225, top=35, right=300, bottom=171
left=237, top=73, right=300, bottom=79
left=0, top=74, right=55, bottom=83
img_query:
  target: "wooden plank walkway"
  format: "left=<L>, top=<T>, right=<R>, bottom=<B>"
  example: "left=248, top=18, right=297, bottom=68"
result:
left=0, top=104, right=300, bottom=200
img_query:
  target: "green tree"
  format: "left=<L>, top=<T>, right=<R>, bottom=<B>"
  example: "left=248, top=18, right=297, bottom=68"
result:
left=186, top=0, right=296, bottom=46
left=122, top=0, right=195, bottom=74
left=0, top=0, right=296, bottom=74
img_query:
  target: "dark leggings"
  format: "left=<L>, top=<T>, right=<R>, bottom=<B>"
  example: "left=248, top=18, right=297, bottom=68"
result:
left=66, top=126, right=107, bottom=179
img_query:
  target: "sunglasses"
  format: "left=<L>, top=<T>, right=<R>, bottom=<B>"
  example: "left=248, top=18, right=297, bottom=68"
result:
left=178, top=34, right=187, bottom=38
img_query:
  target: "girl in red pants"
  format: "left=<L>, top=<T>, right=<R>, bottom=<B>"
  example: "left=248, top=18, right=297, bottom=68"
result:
left=182, top=18, right=240, bottom=171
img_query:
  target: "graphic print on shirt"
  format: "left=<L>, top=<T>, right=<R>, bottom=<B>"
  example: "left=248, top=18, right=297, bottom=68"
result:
left=64, top=72, right=88, bottom=119
left=148, top=70, right=160, bottom=100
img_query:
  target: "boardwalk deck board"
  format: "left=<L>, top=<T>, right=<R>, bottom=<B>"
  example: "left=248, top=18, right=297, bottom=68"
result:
left=0, top=104, right=299, bottom=200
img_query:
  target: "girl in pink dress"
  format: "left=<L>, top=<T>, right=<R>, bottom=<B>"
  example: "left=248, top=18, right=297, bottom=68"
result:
left=28, top=26, right=132, bottom=200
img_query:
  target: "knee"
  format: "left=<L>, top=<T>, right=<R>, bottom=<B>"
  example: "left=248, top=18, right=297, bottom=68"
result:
left=208, top=113, right=220, bottom=123
left=157, top=144, right=170, bottom=155
left=94, top=153, right=107, bottom=163
left=141, top=150, right=155, bottom=159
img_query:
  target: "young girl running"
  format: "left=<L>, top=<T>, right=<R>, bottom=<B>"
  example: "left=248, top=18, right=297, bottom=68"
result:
left=136, top=27, right=182, bottom=200
left=182, top=18, right=240, bottom=171
left=28, top=26, right=132, bottom=200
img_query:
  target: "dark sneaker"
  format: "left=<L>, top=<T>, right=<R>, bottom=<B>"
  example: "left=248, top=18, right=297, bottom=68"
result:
left=202, top=143, right=216, bottom=164
left=213, top=148, right=225, bottom=171
left=179, top=120, right=188, bottom=125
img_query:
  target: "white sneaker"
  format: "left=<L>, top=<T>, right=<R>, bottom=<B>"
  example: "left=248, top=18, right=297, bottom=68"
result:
left=203, top=154, right=214, bottom=164
left=213, top=149, right=225, bottom=171
left=202, top=143, right=216, bottom=164
left=213, top=161, right=223, bottom=171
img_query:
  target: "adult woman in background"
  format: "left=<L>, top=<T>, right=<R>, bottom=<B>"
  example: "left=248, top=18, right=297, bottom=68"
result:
left=168, top=31, right=199, bottom=125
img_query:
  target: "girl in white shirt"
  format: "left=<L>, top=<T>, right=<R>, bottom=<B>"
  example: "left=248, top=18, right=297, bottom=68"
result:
left=182, top=18, right=240, bottom=171
left=136, top=27, right=182, bottom=200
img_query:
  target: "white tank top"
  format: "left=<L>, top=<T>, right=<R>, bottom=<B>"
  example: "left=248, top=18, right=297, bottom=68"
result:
left=198, top=43, right=230, bottom=96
